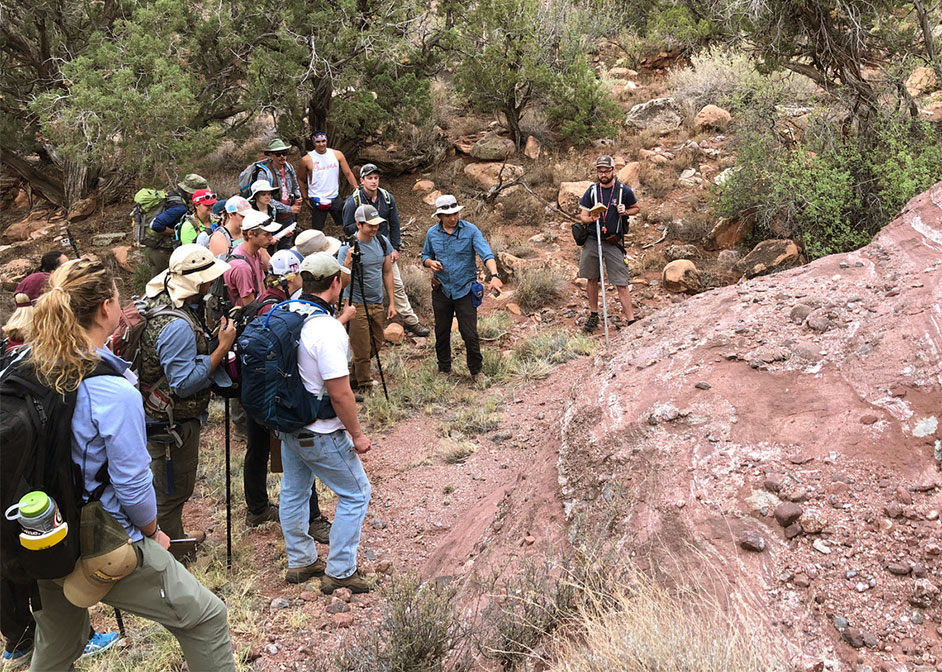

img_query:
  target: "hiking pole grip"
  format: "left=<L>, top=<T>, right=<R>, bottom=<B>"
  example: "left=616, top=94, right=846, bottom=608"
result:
left=224, top=396, right=232, bottom=570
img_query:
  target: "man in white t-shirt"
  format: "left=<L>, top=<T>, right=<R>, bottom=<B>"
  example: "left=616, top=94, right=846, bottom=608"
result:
left=279, top=253, right=373, bottom=594
left=297, top=131, right=357, bottom=232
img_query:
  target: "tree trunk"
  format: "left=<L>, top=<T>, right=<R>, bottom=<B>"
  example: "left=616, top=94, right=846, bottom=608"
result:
left=306, top=76, right=334, bottom=150
left=0, top=149, right=65, bottom=207
left=504, top=104, right=524, bottom=147
left=62, top=156, right=98, bottom=207
left=913, top=0, right=942, bottom=83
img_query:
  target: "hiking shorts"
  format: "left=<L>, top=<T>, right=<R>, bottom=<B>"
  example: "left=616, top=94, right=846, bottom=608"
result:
left=578, top=237, right=631, bottom=285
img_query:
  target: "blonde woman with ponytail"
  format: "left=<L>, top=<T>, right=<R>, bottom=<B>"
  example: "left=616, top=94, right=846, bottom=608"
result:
left=26, top=258, right=235, bottom=672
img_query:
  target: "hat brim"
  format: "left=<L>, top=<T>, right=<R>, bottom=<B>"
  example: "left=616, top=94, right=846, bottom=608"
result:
left=196, top=198, right=218, bottom=206
left=243, top=222, right=282, bottom=233
left=434, top=205, right=464, bottom=217
left=63, top=543, right=138, bottom=608
left=324, top=236, right=342, bottom=256
left=359, top=216, right=386, bottom=226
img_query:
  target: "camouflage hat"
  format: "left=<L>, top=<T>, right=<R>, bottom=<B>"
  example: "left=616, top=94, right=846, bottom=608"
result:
left=178, top=173, right=209, bottom=194
left=63, top=502, right=138, bottom=608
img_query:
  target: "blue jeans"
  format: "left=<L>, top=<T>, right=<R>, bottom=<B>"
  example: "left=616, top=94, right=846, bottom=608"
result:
left=279, top=429, right=371, bottom=578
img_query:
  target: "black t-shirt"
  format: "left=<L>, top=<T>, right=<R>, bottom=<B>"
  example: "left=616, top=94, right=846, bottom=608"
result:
left=579, top=181, right=637, bottom=236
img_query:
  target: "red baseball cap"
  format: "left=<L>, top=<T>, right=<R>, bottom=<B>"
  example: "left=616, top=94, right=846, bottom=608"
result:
left=192, top=189, right=218, bottom=206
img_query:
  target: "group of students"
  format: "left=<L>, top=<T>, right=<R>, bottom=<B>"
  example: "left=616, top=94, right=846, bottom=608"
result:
left=0, top=131, right=639, bottom=668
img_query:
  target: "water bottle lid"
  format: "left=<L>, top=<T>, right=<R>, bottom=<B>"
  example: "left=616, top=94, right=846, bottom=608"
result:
left=18, top=491, right=50, bottom=518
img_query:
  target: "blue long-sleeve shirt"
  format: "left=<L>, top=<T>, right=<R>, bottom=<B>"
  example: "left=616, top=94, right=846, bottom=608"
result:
left=151, top=203, right=188, bottom=233
left=421, top=219, right=494, bottom=300
left=72, top=348, right=156, bottom=541
left=342, top=188, right=402, bottom=250
left=144, top=313, right=228, bottom=426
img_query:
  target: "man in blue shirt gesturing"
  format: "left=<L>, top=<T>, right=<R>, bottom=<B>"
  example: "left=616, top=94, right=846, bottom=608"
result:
left=421, top=195, right=503, bottom=378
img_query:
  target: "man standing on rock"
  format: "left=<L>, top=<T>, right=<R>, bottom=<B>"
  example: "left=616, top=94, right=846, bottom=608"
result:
left=576, top=155, right=639, bottom=332
left=342, top=163, right=430, bottom=337
left=421, top=194, right=502, bottom=378
left=297, top=131, right=357, bottom=232
left=278, top=253, right=371, bottom=594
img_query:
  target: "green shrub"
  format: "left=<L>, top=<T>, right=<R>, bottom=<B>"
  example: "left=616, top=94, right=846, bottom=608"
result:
left=714, top=110, right=942, bottom=259
left=478, top=312, right=512, bottom=341
left=547, top=60, right=621, bottom=146
left=442, top=396, right=501, bottom=436
left=515, top=267, right=563, bottom=312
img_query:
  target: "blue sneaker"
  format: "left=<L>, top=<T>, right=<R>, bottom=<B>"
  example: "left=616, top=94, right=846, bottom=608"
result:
left=2, top=647, right=32, bottom=668
left=82, top=631, right=120, bottom=658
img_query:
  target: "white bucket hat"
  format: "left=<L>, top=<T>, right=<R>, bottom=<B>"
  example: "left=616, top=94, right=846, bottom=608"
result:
left=248, top=179, right=277, bottom=200
left=241, top=209, right=281, bottom=232
left=145, top=244, right=230, bottom=307
left=293, top=229, right=341, bottom=257
left=433, top=194, right=463, bottom=217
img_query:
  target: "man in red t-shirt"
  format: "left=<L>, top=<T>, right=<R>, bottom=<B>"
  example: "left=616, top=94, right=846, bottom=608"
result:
left=223, top=210, right=280, bottom=308
left=14, top=250, right=68, bottom=304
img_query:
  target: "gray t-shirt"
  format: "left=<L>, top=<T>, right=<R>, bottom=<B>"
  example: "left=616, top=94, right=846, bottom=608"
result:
left=337, top=235, right=390, bottom=304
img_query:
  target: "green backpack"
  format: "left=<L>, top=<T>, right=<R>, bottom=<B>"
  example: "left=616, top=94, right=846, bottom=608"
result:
left=130, top=188, right=183, bottom=247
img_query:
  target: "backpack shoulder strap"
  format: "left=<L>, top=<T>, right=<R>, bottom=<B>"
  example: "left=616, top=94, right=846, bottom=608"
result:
left=380, top=188, right=391, bottom=205
left=352, top=189, right=361, bottom=208
left=379, top=235, right=389, bottom=255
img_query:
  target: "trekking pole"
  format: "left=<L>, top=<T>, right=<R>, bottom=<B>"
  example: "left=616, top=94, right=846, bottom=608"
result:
left=224, top=394, right=232, bottom=569
left=352, top=241, right=389, bottom=400
left=114, top=607, right=126, bottom=638
left=595, top=223, right=610, bottom=348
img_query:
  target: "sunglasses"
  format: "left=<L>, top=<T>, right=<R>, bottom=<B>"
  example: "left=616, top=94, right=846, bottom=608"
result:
left=195, top=193, right=217, bottom=202
left=271, top=151, right=288, bottom=157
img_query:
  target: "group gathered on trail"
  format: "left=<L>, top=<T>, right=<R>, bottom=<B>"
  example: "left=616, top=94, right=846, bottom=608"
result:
left=0, top=130, right=638, bottom=669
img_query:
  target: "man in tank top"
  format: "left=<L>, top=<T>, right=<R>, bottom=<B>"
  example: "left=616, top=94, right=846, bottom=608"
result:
left=297, top=131, right=357, bottom=233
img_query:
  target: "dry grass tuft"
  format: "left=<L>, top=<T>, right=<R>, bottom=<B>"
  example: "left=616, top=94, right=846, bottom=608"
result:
left=515, top=267, right=563, bottom=312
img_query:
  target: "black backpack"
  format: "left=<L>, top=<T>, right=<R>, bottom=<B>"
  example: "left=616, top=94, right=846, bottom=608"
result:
left=0, top=356, right=119, bottom=582
left=206, top=252, right=252, bottom=326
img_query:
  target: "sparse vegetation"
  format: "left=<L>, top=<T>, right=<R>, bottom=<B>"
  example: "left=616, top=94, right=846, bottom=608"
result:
left=478, top=312, right=512, bottom=341
left=440, top=440, right=478, bottom=464
left=399, top=264, right=431, bottom=314
left=441, top=396, right=501, bottom=436
left=515, top=268, right=564, bottom=312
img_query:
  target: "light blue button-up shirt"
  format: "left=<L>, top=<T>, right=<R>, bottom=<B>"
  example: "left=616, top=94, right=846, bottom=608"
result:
left=421, top=219, right=494, bottom=300
left=72, top=348, right=156, bottom=541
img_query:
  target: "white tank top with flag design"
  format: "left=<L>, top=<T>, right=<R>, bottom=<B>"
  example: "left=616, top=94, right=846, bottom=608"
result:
left=306, top=149, right=340, bottom=200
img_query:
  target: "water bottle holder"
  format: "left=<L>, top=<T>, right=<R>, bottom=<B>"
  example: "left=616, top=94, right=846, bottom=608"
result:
left=16, top=527, right=78, bottom=579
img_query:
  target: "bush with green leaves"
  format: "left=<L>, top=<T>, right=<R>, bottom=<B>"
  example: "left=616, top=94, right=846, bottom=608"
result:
left=714, top=111, right=942, bottom=259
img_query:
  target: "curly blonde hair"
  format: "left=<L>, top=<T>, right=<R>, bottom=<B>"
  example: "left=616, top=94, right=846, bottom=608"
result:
left=2, top=293, right=34, bottom=343
left=30, top=258, right=117, bottom=394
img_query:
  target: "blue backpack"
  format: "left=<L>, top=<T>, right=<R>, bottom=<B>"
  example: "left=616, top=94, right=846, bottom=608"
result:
left=237, top=300, right=337, bottom=433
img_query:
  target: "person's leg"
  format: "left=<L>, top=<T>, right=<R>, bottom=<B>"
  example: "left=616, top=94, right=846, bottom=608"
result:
left=586, top=280, right=599, bottom=312
left=145, top=247, right=170, bottom=273
left=145, top=419, right=200, bottom=540
left=303, top=430, right=371, bottom=579
left=615, top=285, right=634, bottom=321
left=453, top=292, right=482, bottom=375
left=29, top=580, right=88, bottom=671
left=310, top=200, right=328, bottom=231
left=348, top=303, right=372, bottom=387
left=431, top=288, right=455, bottom=373
left=279, top=434, right=318, bottom=568
left=105, top=538, right=235, bottom=671
left=327, top=199, right=345, bottom=231
left=368, top=301, right=385, bottom=364
left=599, top=242, right=634, bottom=321
left=0, top=579, right=35, bottom=655
left=243, top=415, right=273, bottom=516
left=390, top=261, right=421, bottom=328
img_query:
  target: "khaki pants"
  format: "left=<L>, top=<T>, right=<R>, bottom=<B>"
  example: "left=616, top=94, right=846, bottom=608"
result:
left=348, top=303, right=384, bottom=388
left=146, top=418, right=200, bottom=540
left=31, top=537, right=235, bottom=671
left=390, top=261, right=419, bottom=327
left=145, top=246, right=171, bottom=274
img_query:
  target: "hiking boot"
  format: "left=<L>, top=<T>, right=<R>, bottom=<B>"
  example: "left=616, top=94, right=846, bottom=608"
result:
left=583, top=313, right=600, bottom=332
left=308, top=516, right=332, bottom=544
left=245, top=504, right=279, bottom=527
left=285, top=559, right=326, bottom=584
left=405, top=322, right=430, bottom=337
left=2, top=647, right=32, bottom=669
left=320, top=569, right=370, bottom=595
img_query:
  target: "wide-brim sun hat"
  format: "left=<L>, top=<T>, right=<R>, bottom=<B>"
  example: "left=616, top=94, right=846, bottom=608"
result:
left=178, top=173, right=208, bottom=194
left=433, top=194, right=463, bottom=217
left=145, top=244, right=230, bottom=307
left=248, top=179, right=277, bottom=200
left=299, top=252, right=350, bottom=279
left=266, top=138, right=291, bottom=153
left=293, top=229, right=341, bottom=257
left=241, top=209, right=281, bottom=232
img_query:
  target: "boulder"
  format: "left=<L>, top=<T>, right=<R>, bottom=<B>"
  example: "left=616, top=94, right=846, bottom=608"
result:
left=608, top=67, right=638, bottom=79
left=524, top=136, right=541, bottom=160
left=471, top=135, right=515, bottom=161
left=498, top=251, right=543, bottom=276
left=2, top=217, right=52, bottom=244
left=714, top=167, right=739, bottom=187
left=662, top=259, right=701, bottom=293
left=423, top=190, right=442, bottom=206
left=706, top=218, right=752, bottom=250
left=0, top=258, right=34, bottom=291
left=664, top=244, right=700, bottom=261
left=906, top=67, right=938, bottom=97
left=91, top=232, right=127, bottom=247
left=67, top=196, right=97, bottom=222
left=412, top=180, right=435, bottom=193
left=624, top=97, right=684, bottom=135
left=463, top=162, right=524, bottom=190
left=557, top=181, right=593, bottom=216
left=693, top=105, right=731, bottom=132
left=616, top=161, right=641, bottom=191
left=112, top=245, right=133, bottom=272
left=736, top=239, right=801, bottom=278
left=716, top=250, right=740, bottom=268
left=384, top=323, right=405, bottom=344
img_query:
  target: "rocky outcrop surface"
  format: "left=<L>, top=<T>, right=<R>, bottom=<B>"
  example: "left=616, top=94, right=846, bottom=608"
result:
left=624, top=97, right=684, bottom=135
left=559, top=183, right=942, bottom=670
